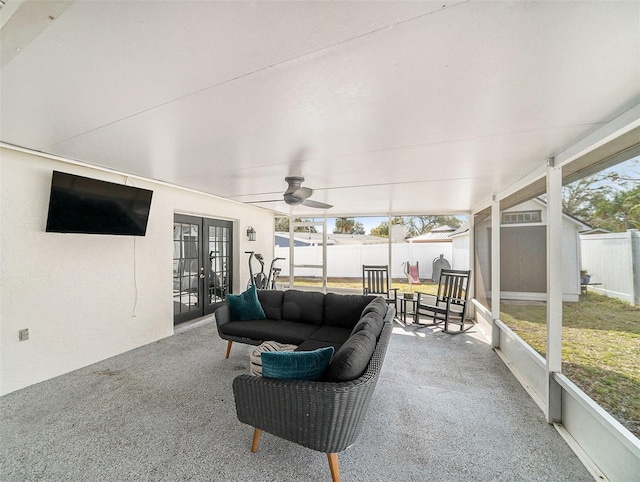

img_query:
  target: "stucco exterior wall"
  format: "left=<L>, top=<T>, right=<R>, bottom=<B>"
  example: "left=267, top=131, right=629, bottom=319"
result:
left=0, top=148, right=274, bottom=395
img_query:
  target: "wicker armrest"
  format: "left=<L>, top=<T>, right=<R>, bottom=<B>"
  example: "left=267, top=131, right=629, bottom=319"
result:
left=214, top=303, right=232, bottom=328
left=232, top=322, right=392, bottom=454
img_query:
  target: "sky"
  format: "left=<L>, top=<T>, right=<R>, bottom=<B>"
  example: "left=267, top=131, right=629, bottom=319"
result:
left=600, top=155, right=639, bottom=190
left=565, top=155, right=639, bottom=193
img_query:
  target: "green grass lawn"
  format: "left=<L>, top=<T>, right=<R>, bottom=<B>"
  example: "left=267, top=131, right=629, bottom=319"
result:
left=500, top=293, right=640, bottom=438
left=287, top=278, right=639, bottom=437
left=290, top=277, right=439, bottom=295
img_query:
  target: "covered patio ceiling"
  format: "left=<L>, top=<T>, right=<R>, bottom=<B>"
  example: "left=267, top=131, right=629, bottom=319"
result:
left=1, top=1, right=639, bottom=217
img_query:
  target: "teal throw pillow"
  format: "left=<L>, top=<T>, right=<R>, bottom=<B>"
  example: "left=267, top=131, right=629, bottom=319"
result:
left=226, top=285, right=266, bottom=321
left=261, top=346, right=334, bottom=381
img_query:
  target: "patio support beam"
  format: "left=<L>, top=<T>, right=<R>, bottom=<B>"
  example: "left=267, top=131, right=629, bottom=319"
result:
left=289, top=216, right=294, bottom=288
left=546, top=158, right=563, bottom=423
left=491, top=199, right=501, bottom=349
left=388, top=213, right=392, bottom=292
left=467, top=214, right=475, bottom=320
left=322, top=216, right=327, bottom=292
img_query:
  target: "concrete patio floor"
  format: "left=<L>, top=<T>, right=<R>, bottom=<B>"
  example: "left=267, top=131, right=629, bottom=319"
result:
left=0, top=319, right=592, bottom=481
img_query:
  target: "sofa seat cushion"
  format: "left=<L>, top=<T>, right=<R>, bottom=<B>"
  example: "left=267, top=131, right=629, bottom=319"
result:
left=282, top=290, right=325, bottom=325
left=295, top=339, right=343, bottom=353
left=218, top=319, right=319, bottom=345
left=307, top=325, right=353, bottom=345
left=257, top=290, right=284, bottom=320
left=326, top=330, right=377, bottom=382
left=324, top=293, right=375, bottom=328
left=262, top=347, right=334, bottom=381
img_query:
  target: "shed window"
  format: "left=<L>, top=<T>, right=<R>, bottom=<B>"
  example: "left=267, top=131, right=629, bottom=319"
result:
left=501, top=210, right=541, bottom=224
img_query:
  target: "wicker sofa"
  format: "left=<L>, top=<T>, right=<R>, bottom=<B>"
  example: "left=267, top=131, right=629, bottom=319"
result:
left=214, top=290, right=395, bottom=481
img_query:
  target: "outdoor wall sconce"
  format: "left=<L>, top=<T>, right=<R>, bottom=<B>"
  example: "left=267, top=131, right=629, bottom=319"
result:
left=247, top=226, right=256, bottom=241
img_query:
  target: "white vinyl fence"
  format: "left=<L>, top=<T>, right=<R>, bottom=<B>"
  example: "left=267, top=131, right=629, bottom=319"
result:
left=580, top=229, right=640, bottom=305
left=274, top=242, right=457, bottom=281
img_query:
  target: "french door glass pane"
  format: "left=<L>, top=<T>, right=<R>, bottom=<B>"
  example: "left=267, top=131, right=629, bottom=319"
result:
left=208, top=224, right=230, bottom=304
left=173, top=222, right=201, bottom=315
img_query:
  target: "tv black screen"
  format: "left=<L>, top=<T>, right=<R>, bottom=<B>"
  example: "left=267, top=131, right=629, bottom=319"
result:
left=46, top=171, right=153, bottom=236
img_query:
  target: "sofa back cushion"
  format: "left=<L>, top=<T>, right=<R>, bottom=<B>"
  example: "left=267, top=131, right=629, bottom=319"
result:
left=360, top=297, right=387, bottom=319
left=324, top=293, right=376, bottom=328
left=326, top=329, right=377, bottom=382
left=350, top=312, right=384, bottom=339
left=257, top=290, right=284, bottom=320
left=282, top=290, right=325, bottom=325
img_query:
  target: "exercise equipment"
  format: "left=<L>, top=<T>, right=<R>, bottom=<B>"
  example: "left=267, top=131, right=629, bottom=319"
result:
left=246, top=251, right=284, bottom=289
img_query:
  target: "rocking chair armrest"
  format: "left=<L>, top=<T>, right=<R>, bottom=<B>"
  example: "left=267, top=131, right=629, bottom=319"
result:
left=444, top=296, right=467, bottom=305
left=416, top=292, right=437, bottom=306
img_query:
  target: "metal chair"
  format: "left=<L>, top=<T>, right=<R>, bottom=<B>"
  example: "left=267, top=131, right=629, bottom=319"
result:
left=362, top=265, right=398, bottom=311
left=414, top=269, right=471, bottom=334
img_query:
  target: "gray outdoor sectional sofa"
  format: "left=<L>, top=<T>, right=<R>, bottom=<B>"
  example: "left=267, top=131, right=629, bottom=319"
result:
left=214, top=289, right=395, bottom=482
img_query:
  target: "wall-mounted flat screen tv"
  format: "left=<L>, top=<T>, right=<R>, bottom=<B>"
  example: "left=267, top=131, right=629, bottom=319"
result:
left=46, top=171, right=153, bottom=236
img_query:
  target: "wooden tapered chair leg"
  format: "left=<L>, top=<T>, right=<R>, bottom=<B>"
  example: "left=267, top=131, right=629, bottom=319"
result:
left=327, top=453, right=340, bottom=482
left=251, top=428, right=262, bottom=453
left=225, top=341, right=233, bottom=359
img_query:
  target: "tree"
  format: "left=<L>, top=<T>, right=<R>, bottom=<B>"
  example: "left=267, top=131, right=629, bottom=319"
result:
left=369, top=223, right=388, bottom=237
left=562, top=162, right=640, bottom=231
left=369, top=217, right=404, bottom=237
left=592, top=185, right=640, bottom=231
left=562, top=175, right=610, bottom=224
left=274, top=217, right=290, bottom=232
left=351, top=222, right=365, bottom=235
left=274, top=217, right=317, bottom=233
left=333, top=217, right=355, bottom=234
left=403, top=216, right=462, bottom=237
left=333, top=218, right=365, bottom=235
left=369, top=215, right=462, bottom=237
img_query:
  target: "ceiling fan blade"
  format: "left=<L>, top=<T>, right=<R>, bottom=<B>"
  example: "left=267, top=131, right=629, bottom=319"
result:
left=301, top=199, right=333, bottom=209
left=292, top=186, right=312, bottom=200
left=245, top=199, right=282, bottom=204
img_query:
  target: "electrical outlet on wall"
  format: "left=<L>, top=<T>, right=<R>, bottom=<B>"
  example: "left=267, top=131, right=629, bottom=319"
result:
left=19, top=328, right=29, bottom=341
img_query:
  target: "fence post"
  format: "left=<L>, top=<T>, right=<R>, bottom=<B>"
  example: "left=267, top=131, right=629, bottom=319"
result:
left=630, top=229, right=639, bottom=306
